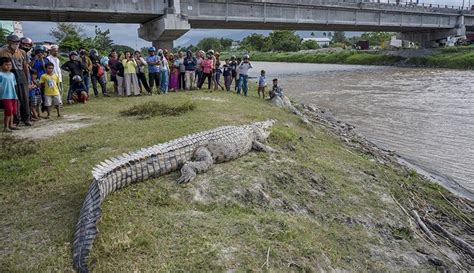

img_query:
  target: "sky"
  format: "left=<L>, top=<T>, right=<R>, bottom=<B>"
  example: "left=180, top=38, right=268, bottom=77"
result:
left=21, top=0, right=466, bottom=50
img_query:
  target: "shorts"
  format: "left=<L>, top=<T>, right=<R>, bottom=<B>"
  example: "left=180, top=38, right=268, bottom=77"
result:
left=44, top=95, right=61, bottom=107
left=72, top=91, right=89, bottom=103
left=30, top=94, right=42, bottom=107
left=2, top=99, right=17, bottom=116
left=110, top=75, right=117, bottom=83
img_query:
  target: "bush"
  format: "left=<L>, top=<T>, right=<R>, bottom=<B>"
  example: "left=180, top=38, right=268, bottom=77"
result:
left=120, top=101, right=196, bottom=119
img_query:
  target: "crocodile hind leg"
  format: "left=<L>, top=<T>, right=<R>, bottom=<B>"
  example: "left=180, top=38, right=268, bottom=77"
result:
left=252, top=140, right=277, bottom=153
left=177, top=147, right=214, bottom=184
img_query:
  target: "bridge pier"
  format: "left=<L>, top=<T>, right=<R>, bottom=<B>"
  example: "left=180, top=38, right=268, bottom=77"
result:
left=138, top=13, right=190, bottom=50
left=400, top=26, right=466, bottom=47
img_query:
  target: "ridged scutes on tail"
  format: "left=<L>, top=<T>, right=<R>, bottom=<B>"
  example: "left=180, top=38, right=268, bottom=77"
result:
left=73, top=179, right=102, bottom=273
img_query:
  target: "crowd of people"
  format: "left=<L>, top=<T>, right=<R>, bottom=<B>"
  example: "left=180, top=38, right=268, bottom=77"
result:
left=0, top=34, right=285, bottom=132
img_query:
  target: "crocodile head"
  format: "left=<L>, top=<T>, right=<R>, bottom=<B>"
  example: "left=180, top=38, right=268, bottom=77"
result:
left=251, top=119, right=275, bottom=142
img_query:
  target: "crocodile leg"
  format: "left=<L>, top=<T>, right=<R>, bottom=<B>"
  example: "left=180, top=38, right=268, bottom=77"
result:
left=252, top=140, right=277, bottom=153
left=177, top=147, right=214, bottom=184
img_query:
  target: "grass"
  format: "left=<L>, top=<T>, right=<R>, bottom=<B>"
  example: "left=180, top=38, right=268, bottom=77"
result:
left=120, top=100, right=196, bottom=119
left=0, top=85, right=472, bottom=271
left=249, top=46, right=474, bottom=69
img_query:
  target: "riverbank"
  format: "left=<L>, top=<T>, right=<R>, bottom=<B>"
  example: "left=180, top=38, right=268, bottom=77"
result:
left=248, top=46, right=474, bottom=69
left=1, top=90, right=472, bottom=271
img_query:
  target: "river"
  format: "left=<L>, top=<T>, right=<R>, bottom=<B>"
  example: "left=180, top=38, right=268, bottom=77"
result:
left=249, top=62, right=474, bottom=200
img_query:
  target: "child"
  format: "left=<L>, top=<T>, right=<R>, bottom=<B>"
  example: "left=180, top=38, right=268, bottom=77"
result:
left=28, top=70, right=42, bottom=120
left=257, top=70, right=267, bottom=99
left=0, top=57, right=20, bottom=132
left=222, top=59, right=232, bottom=92
left=269, top=78, right=284, bottom=99
left=39, top=63, right=61, bottom=118
left=71, top=75, right=89, bottom=103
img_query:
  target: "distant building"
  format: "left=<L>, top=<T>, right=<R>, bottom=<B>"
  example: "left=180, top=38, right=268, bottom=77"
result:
left=230, top=40, right=240, bottom=50
left=302, top=37, right=331, bottom=47
left=0, top=21, right=23, bottom=36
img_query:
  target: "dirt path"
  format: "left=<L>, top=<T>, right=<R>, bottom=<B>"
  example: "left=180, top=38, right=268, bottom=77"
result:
left=11, top=114, right=93, bottom=140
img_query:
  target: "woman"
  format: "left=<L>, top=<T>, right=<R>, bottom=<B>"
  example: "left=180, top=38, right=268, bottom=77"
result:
left=213, top=52, right=224, bottom=91
left=198, top=53, right=213, bottom=90
left=158, top=49, right=169, bottom=93
left=169, top=53, right=179, bottom=91
left=134, top=51, right=151, bottom=94
left=122, top=51, right=140, bottom=96
left=194, top=50, right=204, bottom=88
left=178, top=51, right=186, bottom=90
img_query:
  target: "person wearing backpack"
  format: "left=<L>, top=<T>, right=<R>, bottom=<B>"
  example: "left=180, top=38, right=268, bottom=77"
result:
left=90, top=49, right=109, bottom=97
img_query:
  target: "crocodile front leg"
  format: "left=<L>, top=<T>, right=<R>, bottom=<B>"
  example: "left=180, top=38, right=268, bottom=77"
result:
left=177, top=147, right=214, bottom=184
left=252, top=140, right=277, bottom=153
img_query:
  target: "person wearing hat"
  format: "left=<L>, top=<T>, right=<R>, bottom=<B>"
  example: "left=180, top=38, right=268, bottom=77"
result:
left=237, top=54, right=253, bottom=96
left=46, top=45, right=63, bottom=98
left=0, top=34, right=32, bottom=126
left=146, top=47, right=160, bottom=94
left=61, top=51, right=88, bottom=104
left=19, top=37, right=33, bottom=61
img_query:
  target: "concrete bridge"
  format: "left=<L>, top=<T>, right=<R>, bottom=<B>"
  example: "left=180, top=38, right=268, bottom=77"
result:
left=1, top=0, right=473, bottom=48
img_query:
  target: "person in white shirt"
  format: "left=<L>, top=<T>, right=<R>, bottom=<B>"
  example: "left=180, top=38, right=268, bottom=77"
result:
left=237, top=54, right=253, bottom=96
left=46, top=45, right=63, bottom=104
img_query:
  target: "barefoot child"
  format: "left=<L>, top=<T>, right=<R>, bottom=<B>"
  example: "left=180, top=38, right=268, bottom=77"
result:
left=40, top=63, right=61, bottom=118
left=257, top=70, right=267, bottom=99
left=0, top=57, right=20, bottom=132
left=29, top=70, right=42, bottom=120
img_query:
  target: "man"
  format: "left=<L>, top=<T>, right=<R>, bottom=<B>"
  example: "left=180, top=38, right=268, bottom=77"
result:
left=146, top=47, right=160, bottom=93
left=0, top=35, right=32, bottom=126
left=78, top=48, right=92, bottom=92
left=89, top=49, right=108, bottom=97
left=46, top=45, right=63, bottom=98
left=61, top=51, right=88, bottom=104
left=19, top=37, right=33, bottom=61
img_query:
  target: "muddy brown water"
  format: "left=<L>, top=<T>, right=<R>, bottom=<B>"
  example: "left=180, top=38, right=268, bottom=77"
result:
left=249, top=62, right=474, bottom=200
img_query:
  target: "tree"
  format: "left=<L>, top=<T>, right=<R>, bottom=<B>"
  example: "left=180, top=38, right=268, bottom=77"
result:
left=112, top=44, right=135, bottom=54
left=219, top=38, right=233, bottom=50
left=197, top=37, right=222, bottom=52
left=360, top=32, right=394, bottom=46
left=268, top=31, right=301, bottom=52
left=92, top=26, right=114, bottom=51
left=0, top=28, right=12, bottom=45
left=240, top=33, right=266, bottom=51
left=332, top=31, right=347, bottom=44
left=50, top=22, right=84, bottom=43
left=301, top=39, right=319, bottom=50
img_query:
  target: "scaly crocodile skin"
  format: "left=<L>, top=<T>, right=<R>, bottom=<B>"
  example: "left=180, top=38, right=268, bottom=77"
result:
left=73, top=120, right=275, bottom=272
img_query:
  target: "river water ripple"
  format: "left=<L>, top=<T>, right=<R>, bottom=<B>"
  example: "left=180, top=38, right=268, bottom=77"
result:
left=249, top=62, right=474, bottom=200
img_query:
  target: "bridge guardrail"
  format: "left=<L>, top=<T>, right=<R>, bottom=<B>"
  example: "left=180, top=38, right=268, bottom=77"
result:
left=220, top=0, right=471, bottom=14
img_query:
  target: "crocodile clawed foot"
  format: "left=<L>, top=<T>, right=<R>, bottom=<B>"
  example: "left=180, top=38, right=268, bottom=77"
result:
left=177, top=164, right=197, bottom=184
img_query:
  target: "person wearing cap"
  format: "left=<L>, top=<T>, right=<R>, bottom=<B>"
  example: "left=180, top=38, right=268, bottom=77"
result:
left=61, top=51, right=88, bottom=104
left=46, top=45, right=63, bottom=98
left=237, top=54, right=253, bottom=96
left=0, top=34, right=32, bottom=126
left=89, top=49, right=109, bottom=97
left=146, top=47, right=160, bottom=94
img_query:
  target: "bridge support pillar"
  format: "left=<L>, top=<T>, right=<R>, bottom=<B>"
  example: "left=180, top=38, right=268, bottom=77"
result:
left=138, top=13, right=190, bottom=50
left=399, top=16, right=466, bottom=47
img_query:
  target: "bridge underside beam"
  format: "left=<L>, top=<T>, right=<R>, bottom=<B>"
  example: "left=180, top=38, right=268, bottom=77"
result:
left=0, top=8, right=157, bottom=23
left=188, top=19, right=451, bottom=33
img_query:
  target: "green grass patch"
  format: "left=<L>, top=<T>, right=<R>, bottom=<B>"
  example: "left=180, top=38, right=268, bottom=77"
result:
left=120, top=100, right=196, bottom=119
left=0, top=84, right=471, bottom=271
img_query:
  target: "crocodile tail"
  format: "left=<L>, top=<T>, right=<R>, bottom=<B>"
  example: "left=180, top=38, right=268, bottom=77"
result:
left=73, top=179, right=102, bottom=273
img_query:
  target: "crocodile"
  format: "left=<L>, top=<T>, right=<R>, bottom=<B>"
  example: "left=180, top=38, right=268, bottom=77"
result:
left=73, top=120, right=276, bottom=272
